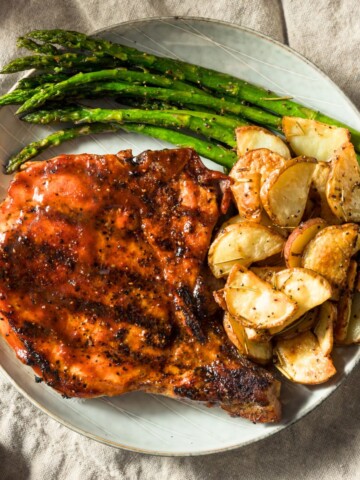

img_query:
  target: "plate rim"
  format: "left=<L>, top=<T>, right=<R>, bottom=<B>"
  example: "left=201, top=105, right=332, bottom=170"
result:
left=1, top=15, right=360, bottom=457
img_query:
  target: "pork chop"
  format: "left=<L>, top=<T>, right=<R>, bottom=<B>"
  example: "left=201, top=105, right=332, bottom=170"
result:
left=0, top=148, right=281, bottom=422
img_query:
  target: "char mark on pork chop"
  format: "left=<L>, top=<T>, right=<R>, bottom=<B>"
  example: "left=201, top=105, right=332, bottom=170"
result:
left=0, top=148, right=280, bottom=422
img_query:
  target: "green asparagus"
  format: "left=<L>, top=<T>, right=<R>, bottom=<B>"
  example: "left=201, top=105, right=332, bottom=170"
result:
left=0, top=52, right=121, bottom=74
left=22, top=105, right=239, bottom=147
left=17, top=73, right=70, bottom=89
left=17, top=77, right=279, bottom=130
left=5, top=123, right=122, bottom=173
left=25, top=29, right=360, bottom=150
left=16, top=37, right=60, bottom=55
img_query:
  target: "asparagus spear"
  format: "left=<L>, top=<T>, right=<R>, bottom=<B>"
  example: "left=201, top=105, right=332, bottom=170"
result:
left=5, top=123, right=121, bottom=173
left=25, top=29, right=360, bottom=150
left=6, top=122, right=237, bottom=173
left=0, top=52, right=122, bottom=74
left=17, top=77, right=279, bottom=129
left=22, top=105, right=239, bottom=147
left=17, top=72, right=70, bottom=89
left=16, top=37, right=60, bottom=55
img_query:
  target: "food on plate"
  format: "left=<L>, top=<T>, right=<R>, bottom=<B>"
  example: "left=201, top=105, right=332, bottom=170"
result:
left=235, top=126, right=291, bottom=159
left=282, top=116, right=350, bottom=162
left=314, top=301, right=336, bottom=356
left=274, top=331, right=336, bottom=384
left=0, top=147, right=281, bottom=423
left=274, top=268, right=332, bottom=323
left=326, top=142, right=360, bottom=222
left=208, top=222, right=285, bottom=277
left=209, top=118, right=360, bottom=386
left=223, top=264, right=297, bottom=330
left=302, top=223, right=359, bottom=297
left=260, top=157, right=317, bottom=227
left=334, top=260, right=357, bottom=343
left=284, top=218, right=327, bottom=268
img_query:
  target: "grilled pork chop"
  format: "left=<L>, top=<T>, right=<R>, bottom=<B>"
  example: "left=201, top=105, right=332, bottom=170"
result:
left=0, top=148, right=281, bottom=422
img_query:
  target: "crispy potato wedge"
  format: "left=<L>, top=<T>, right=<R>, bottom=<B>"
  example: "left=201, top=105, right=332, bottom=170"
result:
left=274, top=331, right=336, bottom=384
left=334, top=260, right=357, bottom=343
left=326, top=142, right=360, bottom=222
left=221, top=212, right=288, bottom=237
left=236, top=126, right=291, bottom=159
left=302, top=223, right=359, bottom=295
left=224, top=313, right=273, bottom=364
left=284, top=218, right=327, bottom=268
left=244, top=326, right=272, bottom=342
left=314, top=301, right=336, bottom=356
left=311, top=162, right=341, bottom=224
left=344, top=294, right=360, bottom=344
left=213, top=289, right=227, bottom=311
left=274, top=268, right=332, bottom=324
left=251, top=266, right=284, bottom=285
left=224, top=264, right=297, bottom=330
left=208, top=222, right=285, bottom=278
left=230, top=171, right=262, bottom=221
left=230, top=148, right=287, bottom=182
left=260, top=157, right=317, bottom=227
left=273, top=308, right=318, bottom=339
left=223, top=312, right=247, bottom=355
left=282, top=116, right=350, bottom=162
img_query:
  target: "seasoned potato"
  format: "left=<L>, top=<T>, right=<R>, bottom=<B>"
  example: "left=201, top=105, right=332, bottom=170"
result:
left=236, top=125, right=291, bottom=159
left=224, top=264, right=297, bottom=330
left=208, top=222, right=285, bottom=278
left=223, top=312, right=247, bottom=355
left=224, top=312, right=273, bottom=364
left=213, top=288, right=227, bottom=310
left=284, top=218, right=327, bottom=268
left=274, top=268, right=332, bottom=323
left=314, top=301, right=336, bottom=356
left=344, top=294, right=360, bottom=344
left=230, top=148, right=287, bottom=182
left=244, top=326, right=272, bottom=342
left=260, top=157, right=317, bottom=227
left=274, top=331, right=336, bottom=384
left=334, top=260, right=357, bottom=343
left=230, top=172, right=262, bottom=221
left=326, top=142, right=360, bottom=222
left=282, top=116, right=350, bottom=162
left=251, top=266, right=284, bottom=285
left=311, top=162, right=341, bottom=224
left=273, top=308, right=319, bottom=339
left=302, top=223, right=359, bottom=296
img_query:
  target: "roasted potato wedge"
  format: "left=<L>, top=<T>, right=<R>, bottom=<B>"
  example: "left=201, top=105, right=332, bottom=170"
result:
left=274, top=308, right=318, bottom=339
left=224, top=264, right=297, bottom=330
left=274, top=331, right=336, bottom=384
left=223, top=312, right=247, bottom=355
left=284, top=218, right=327, bottom=268
left=235, top=126, right=291, bottom=159
left=208, top=222, right=285, bottom=278
left=302, top=223, right=359, bottom=296
left=260, top=157, right=317, bottom=227
left=224, top=313, right=272, bottom=364
left=251, top=266, right=284, bottom=285
left=344, top=294, right=360, bottom=344
left=213, top=288, right=227, bottom=310
left=274, top=268, right=332, bottom=324
left=230, top=148, right=287, bottom=182
left=314, top=301, right=336, bottom=356
left=230, top=171, right=262, bottom=221
left=334, top=260, right=357, bottom=343
left=326, top=142, right=360, bottom=222
left=282, top=116, right=350, bottom=162
left=244, top=326, right=272, bottom=342
left=311, top=162, right=341, bottom=224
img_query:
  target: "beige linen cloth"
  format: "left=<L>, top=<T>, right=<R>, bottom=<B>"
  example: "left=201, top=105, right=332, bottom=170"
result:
left=0, top=0, right=360, bottom=478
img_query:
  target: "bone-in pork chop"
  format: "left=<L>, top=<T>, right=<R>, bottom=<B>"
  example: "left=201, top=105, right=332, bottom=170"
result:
left=0, top=148, right=281, bottom=422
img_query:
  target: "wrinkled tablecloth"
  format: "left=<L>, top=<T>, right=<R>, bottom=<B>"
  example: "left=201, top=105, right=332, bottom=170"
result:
left=1, top=1, right=360, bottom=479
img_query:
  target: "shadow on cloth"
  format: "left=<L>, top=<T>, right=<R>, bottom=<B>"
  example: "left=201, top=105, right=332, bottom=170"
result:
left=0, top=443, right=30, bottom=480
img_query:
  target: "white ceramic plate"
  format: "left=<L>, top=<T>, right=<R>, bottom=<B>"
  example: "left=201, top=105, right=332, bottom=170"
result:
left=0, top=17, right=360, bottom=456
